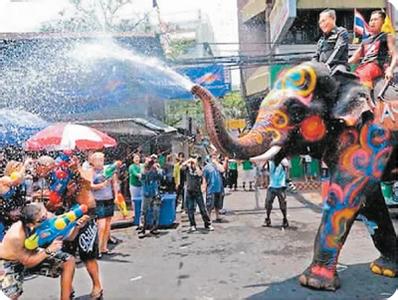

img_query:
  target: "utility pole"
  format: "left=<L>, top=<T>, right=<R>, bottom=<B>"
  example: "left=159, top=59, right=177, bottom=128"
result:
left=265, top=0, right=273, bottom=56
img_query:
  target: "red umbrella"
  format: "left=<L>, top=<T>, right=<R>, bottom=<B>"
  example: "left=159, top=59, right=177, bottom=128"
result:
left=25, top=123, right=117, bottom=151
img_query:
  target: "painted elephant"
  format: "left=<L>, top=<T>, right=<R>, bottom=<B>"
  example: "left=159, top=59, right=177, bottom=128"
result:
left=191, top=61, right=398, bottom=291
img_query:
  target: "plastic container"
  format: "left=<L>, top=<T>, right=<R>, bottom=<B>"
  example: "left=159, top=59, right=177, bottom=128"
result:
left=133, top=193, right=176, bottom=226
left=381, top=182, right=393, bottom=204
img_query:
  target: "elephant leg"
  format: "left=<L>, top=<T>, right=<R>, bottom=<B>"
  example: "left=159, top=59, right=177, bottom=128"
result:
left=359, top=185, right=398, bottom=277
left=299, top=123, right=394, bottom=291
left=298, top=189, right=362, bottom=291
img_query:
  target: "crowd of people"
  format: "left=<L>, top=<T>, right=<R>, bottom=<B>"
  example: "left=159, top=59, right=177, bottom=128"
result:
left=0, top=148, right=265, bottom=299
left=0, top=152, right=105, bottom=300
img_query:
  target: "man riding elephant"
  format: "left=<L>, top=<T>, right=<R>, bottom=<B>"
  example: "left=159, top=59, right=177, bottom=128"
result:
left=312, top=9, right=349, bottom=72
left=192, top=61, right=397, bottom=291
left=349, top=10, right=397, bottom=89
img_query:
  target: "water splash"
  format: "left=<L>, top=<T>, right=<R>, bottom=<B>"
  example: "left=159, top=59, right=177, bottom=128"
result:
left=71, top=39, right=194, bottom=91
left=0, top=37, right=194, bottom=121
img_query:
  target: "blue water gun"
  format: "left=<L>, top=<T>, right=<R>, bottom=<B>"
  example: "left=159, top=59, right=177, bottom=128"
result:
left=24, top=204, right=87, bottom=250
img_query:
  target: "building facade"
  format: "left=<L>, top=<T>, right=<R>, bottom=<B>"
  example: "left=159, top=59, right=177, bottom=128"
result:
left=237, top=0, right=393, bottom=109
left=160, top=10, right=219, bottom=59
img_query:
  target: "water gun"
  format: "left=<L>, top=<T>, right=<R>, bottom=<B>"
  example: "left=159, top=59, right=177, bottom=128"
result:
left=24, top=204, right=88, bottom=250
left=103, top=161, right=122, bottom=180
left=115, top=192, right=128, bottom=217
left=48, top=153, right=73, bottom=206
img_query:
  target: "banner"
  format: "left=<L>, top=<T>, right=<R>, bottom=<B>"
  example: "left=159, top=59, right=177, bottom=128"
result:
left=225, top=119, right=246, bottom=130
left=178, top=64, right=231, bottom=98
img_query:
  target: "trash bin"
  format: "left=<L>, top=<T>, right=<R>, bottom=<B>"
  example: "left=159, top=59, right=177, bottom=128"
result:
left=133, top=193, right=176, bottom=226
left=381, top=182, right=394, bottom=205
left=393, top=182, right=398, bottom=204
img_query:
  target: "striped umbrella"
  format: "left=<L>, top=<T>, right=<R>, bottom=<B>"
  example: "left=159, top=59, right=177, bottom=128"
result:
left=25, top=123, right=117, bottom=151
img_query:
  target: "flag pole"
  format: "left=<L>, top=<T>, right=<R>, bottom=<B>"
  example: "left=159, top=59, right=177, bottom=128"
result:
left=353, top=9, right=356, bottom=42
left=353, top=8, right=358, bottom=44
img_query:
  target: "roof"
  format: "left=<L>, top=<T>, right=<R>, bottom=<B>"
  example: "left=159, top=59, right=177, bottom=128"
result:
left=0, top=31, right=157, bottom=41
left=78, top=118, right=177, bottom=137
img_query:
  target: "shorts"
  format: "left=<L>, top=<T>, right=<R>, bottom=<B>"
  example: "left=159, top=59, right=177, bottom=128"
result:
left=0, top=251, right=70, bottom=299
left=354, top=62, right=383, bottom=89
left=265, top=187, right=287, bottom=211
left=0, top=260, right=24, bottom=299
left=27, top=250, right=71, bottom=278
left=95, top=199, right=115, bottom=219
left=63, top=218, right=99, bottom=261
left=206, top=192, right=223, bottom=210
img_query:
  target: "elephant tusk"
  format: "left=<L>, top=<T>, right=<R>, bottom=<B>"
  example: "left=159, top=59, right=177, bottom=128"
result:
left=250, top=145, right=282, bottom=162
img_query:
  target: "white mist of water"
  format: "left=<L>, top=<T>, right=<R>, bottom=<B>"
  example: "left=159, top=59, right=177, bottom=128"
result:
left=71, top=39, right=194, bottom=91
left=0, top=37, right=196, bottom=122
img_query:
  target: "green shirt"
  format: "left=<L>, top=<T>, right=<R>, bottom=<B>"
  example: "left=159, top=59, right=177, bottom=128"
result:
left=242, top=160, right=253, bottom=170
left=228, top=160, right=238, bottom=170
left=129, top=164, right=142, bottom=187
left=158, top=154, right=166, bottom=168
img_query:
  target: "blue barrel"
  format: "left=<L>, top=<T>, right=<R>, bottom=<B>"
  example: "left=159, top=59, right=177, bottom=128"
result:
left=133, top=193, right=176, bottom=226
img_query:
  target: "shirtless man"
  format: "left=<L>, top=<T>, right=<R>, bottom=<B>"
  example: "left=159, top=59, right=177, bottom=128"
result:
left=0, top=203, right=87, bottom=300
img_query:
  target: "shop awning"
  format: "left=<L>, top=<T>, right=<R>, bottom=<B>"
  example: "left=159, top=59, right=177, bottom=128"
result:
left=78, top=118, right=177, bottom=137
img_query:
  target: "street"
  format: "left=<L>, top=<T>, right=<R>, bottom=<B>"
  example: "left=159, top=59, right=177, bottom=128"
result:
left=23, top=190, right=397, bottom=300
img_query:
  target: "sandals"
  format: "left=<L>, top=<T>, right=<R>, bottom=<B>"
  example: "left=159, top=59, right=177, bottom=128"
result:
left=108, top=237, right=120, bottom=245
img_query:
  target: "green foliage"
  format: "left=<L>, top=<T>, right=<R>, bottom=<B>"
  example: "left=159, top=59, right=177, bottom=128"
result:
left=39, top=0, right=151, bottom=33
left=167, top=39, right=196, bottom=60
left=165, top=91, right=247, bottom=128
left=221, top=91, right=248, bottom=119
left=165, top=99, right=203, bottom=127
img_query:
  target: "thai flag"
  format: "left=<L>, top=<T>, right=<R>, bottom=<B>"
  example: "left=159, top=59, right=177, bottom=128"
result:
left=354, top=9, right=370, bottom=39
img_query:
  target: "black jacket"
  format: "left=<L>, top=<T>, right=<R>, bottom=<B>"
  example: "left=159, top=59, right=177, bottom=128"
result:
left=312, top=26, right=349, bottom=69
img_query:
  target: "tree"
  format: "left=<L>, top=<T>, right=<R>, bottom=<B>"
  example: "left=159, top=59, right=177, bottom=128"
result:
left=221, top=91, right=248, bottom=119
left=165, top=91, right=248, bottom=129
left=40, top=0, right=153, bottom=33
left=167, top=39, right=196, bottom=60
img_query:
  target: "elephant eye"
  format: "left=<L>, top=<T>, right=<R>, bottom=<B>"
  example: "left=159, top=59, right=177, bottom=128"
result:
left=285, top=100, right=307, bottom=124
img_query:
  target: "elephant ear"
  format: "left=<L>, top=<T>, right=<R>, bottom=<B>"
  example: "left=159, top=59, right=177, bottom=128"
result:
left=331, top=79, right=372, bottom=126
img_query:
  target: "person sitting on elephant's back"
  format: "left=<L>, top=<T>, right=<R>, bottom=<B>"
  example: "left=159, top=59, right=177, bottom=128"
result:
left=312, top=9, right=349, bottom=72
left=349, top=10, right=397, bottom=89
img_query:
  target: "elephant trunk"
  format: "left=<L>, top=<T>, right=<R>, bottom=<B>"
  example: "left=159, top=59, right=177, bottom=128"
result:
left=192, top=85, right=274, bottom=159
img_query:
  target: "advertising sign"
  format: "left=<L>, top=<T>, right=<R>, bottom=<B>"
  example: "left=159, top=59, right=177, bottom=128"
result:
left=178, top=64, right=231, bottom=98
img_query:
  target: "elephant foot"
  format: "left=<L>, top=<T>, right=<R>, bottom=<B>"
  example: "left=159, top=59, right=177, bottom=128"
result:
left=370, top=256, right=398, bottom=278
left=298, top=265, right=340, bottom=291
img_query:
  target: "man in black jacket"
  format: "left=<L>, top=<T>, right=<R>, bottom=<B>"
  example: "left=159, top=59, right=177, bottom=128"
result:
left=312, top=9, right=349, bottom=72
left=181, top=157, right=213, bottom=232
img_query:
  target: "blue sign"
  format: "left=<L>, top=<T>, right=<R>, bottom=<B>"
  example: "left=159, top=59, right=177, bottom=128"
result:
left=177, top=64, right=231, bottom=98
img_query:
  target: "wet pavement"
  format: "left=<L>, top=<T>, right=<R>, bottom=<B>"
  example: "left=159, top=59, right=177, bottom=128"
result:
left=23, top=189, right=397, bottom=300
